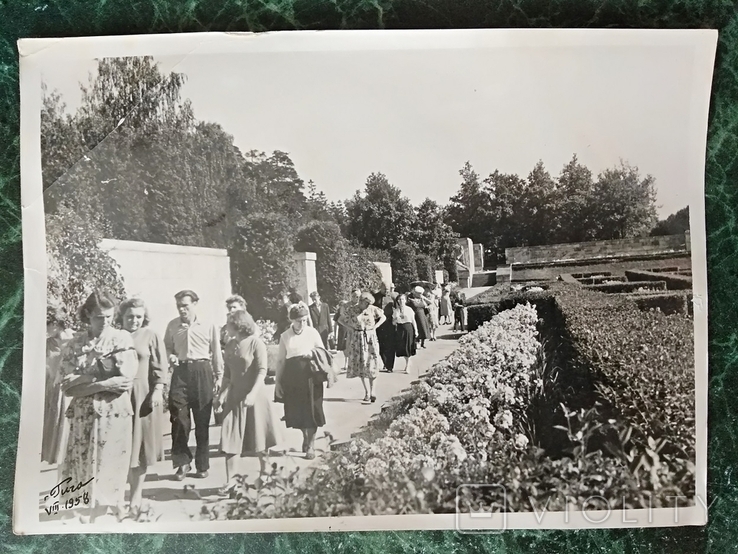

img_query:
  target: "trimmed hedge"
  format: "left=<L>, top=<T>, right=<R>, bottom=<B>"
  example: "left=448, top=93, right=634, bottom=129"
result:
left=584, top=280, right=667, bottom=293
left=625, top=269, right=693, bottom=290
left=626, top=292, right=691, bottom=315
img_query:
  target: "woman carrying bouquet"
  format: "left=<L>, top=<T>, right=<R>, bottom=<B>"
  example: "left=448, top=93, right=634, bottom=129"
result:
left=57, top=290, right=138, bottom=523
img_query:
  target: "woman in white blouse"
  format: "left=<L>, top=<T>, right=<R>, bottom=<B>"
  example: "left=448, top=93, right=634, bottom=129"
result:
left=274, top=304, right=325, bottom=459
left=392, top=294, right=418, bottom=374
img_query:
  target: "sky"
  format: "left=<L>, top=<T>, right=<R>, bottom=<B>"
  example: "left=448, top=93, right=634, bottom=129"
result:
left=41, top=41, right=702, bottom=218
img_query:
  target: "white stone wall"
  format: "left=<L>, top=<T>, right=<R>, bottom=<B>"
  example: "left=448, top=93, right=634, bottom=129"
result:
left=372, top=262, right=393, bottom=291
left=99, top=239, right=233, bottom=338
left=293, top=251, right=318, bottom=302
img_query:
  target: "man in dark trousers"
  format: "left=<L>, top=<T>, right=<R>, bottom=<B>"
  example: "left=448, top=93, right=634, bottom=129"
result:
left=164, top=290, right=223, bottom=480
left=308, top=290, right=333, bottom=348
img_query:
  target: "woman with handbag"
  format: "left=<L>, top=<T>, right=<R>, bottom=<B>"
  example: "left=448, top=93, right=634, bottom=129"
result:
left=274, top=304, right=326, bottom=459
left=215, top=310, right=282, bottom=487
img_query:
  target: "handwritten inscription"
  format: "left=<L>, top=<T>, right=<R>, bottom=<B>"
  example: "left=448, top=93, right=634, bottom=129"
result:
left=43, top=477, right=93, bottom=515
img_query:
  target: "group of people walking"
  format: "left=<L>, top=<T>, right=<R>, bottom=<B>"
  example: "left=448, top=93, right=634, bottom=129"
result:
left=42, top=282, right=467, bottom=523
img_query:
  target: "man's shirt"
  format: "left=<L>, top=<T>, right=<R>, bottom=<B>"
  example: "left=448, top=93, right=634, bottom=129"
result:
left=164, top=316, right=223, bottom=380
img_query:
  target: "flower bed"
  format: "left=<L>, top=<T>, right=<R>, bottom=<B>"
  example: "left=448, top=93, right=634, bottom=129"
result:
left=204, top=295, right=695, bottom=520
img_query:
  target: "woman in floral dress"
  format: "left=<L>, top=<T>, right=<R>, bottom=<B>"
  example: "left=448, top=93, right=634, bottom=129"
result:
left=338, top=292, right=386, bottom=403
left=57, top=291, right=138, bottom=523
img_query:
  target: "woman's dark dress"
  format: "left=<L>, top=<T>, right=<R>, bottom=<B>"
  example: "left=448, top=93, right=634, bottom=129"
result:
left=406, top=297, right=430, bottom=341
left=376, top=303, right=396, bottom=371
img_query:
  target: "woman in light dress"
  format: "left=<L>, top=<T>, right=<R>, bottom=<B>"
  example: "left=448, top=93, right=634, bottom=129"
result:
left=274, top=304, right=326, bottom=459
left=117, top=297, right=168, bottom=520
left=57, top=291, right=138, bottom=523
left=424, top=289, right=439, bottom=341
left=215, top=310, right=282, bottom=487
left=392, top=294, right=417, bottom=374
left=339, top=292, right=386, bottom=403
left=440, top=287, right=453, bottom=325
left=42, top=311, right=74, bottom=465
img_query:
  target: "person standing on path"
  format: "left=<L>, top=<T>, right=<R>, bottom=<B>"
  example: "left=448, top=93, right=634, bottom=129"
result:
left=221, top=295, right=248, bottom=349
left=424, top=289, right=439, bottom=341
left=376, top=297, right=396, bottom=372
left=118, top=297, right=168, bottom=519
left=164, top=290, right=223, bottom=481
left=440, top=287, right=453, bottom=325
left=407, top=286, right=430, bottom=348
left=392, top=293, right=417, bottom=375
left=308, top=291, right=333, bottom=348
left=274, top=304, right=326, bottom=459
left=339, top=292, right=386, bottom=403
left=57, top=291, right=138, bottom=523
left=215, top=310, right=282, bottom=489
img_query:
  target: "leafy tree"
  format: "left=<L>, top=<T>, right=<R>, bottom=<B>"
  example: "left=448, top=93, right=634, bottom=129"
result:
left=553, top=155, right=595, bottom=243
left=445, top=162, right=491, bottom=247
left=229, top=213, right=298, bottom=320
left=46, top=204, right=126, bottom=329
left=390, top=241, right=419, bottom=293
left=413, top=198, right=459, bottom=264
left=345, top=173, right=416, bottom=251
left=651, top=206, right=690, bottom=236
left=415, top=253, right=435, bottom=283
left=483, top=170, right=527, bottom=263
left=345, top=245, right=385, bottom=295
left=521, top=161, right=557, bottom=246
left=589, top=161, right=658, bottom=239
left=242, top=150, right=307, bottom=221
left=295, top=220, right=348, bottom=309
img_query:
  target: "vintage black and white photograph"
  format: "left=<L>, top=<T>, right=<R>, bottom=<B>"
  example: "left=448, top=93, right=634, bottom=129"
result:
left=16, top=30, right=714, bottom=534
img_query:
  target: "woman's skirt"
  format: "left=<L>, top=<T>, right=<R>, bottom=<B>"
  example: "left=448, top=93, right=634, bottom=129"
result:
left=282, top=356, right=326, bottom=429
left=130, top=378, right=165, bottom=468
left=221, top=389, right=282, bottom=455
left=395, top=323, right=417, bottom=357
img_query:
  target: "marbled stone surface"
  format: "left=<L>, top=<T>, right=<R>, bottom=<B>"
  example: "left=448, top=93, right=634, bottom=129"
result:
left=0, top=1, right=736, bottom=552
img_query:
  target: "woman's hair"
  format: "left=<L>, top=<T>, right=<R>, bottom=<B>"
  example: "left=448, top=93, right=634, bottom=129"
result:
left=226, top=294, right=247, bottom=308
left=288, top=291, right=303, bottom=304
left=359, top=292, right=375, bottom=305
left=227, top=309, right=258, bottom=338
left=393, top=293, right=407, bottom=308
left=116, top=297, right=151, bottom=328
left=79, top=290, right=118, bottom=325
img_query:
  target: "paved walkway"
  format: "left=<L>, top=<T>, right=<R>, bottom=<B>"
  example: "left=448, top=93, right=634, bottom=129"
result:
left=38, top=323, right=466, bottom=523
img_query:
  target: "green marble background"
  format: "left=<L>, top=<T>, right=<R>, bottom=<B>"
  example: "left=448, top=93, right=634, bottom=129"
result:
left=1, top=1, right=736, bottom=552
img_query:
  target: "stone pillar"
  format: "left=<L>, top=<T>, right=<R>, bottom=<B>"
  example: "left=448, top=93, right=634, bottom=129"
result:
left=372, top=261, right=393, bottom=292
left=473, top=244, right=484, bottom=271
left=434, top=270, right=444, bottom=284
left=496, top=265, right=512, bottom=284
left=293, top=251, right=317, bottom=301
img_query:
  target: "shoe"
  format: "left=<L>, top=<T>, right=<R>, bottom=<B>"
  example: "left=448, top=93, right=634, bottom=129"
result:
left=305, top=448, right=315, bottom=460
left=174, top=464, right=190, bottom=481
left=194, top=470, right=209, bottom=479
left=363, top=395, right=370, bottom=402
left=370, top=396, right=376, bottom=403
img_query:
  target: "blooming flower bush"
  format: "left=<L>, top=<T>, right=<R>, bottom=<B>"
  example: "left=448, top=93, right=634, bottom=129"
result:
left=205, top=291, right=695, bottom=520
left=255, top=319, right=278, bottom=345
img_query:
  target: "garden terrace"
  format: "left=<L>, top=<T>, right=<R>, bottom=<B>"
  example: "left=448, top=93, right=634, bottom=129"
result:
left=583, top=280, right=668, bottom=293
left=624, top=269, right=693, bottom=291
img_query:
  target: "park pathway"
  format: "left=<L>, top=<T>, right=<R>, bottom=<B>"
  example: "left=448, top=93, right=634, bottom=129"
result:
left=38, top=322, right=467, bottom=524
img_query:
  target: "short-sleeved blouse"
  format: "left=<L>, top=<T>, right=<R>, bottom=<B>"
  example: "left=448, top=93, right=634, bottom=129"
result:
left=393, top=305, right=416, bottom=325
left=343, top=304, right=384, bottom=330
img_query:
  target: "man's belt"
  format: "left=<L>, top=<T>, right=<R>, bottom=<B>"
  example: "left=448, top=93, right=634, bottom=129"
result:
left=176, top=358, right=210, bottom=365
